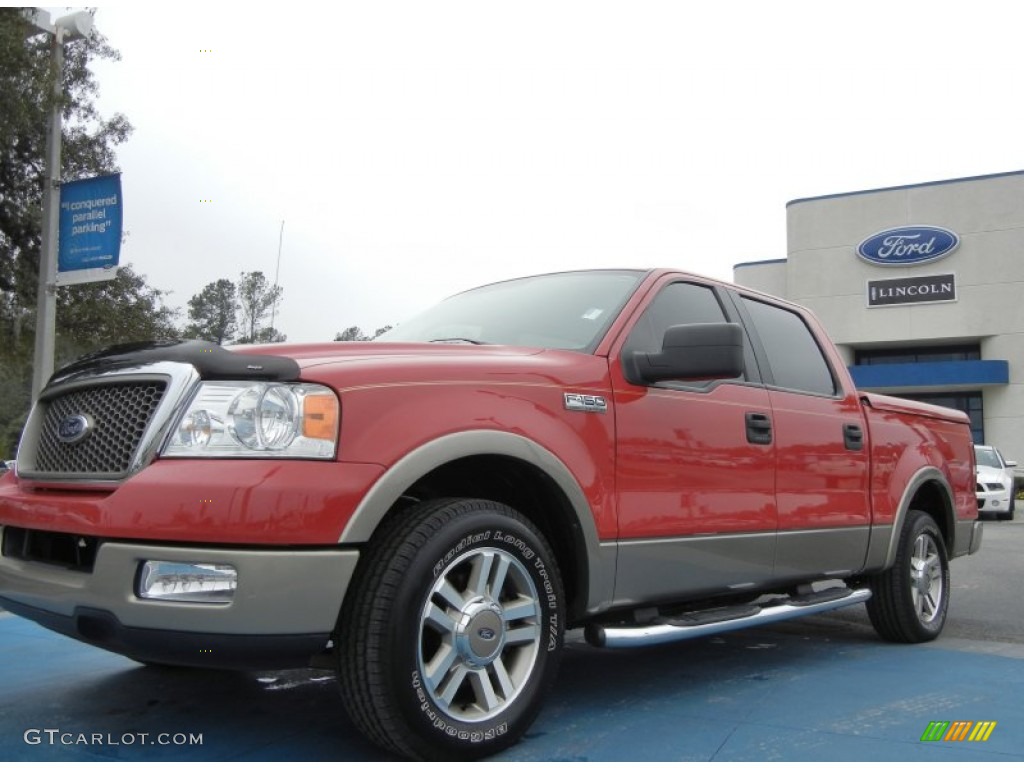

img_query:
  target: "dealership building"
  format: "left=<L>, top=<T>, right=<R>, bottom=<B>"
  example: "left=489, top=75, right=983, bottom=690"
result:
left=734, top=170, right=1024, bottom=468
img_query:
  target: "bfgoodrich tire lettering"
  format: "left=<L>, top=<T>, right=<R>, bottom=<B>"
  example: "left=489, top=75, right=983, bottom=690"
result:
left=336, top=498, right=565, bottom=760
left=866, top=509, right=950, bottom=643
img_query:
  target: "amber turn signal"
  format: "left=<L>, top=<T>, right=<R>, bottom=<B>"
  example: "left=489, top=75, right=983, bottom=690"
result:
left=303, top=393, right=339, bottom=440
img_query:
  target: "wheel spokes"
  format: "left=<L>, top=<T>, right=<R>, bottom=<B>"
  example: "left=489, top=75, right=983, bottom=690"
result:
left=418, top=545, right=544, bottom=722
left=921, top=589, right=937, bottom=615
left=436, top=663, right=470, bottom=707
left=505, top=625, right=541, bottom=646
left=488, top=556, right=511, bottom=601
left=424, top=602, right=457, bottom=634
left=424, top=642, right=459, bottom=691
left=910, top=533, right=942, bottom=623
left=435, top=579, right=466, bottom=611
left=914, top=535, right=929, bottom=562
left=467, top=551, right=496, bottom=599
left=469, top=668, right=500, bottom=713
left=492, top=657, right=516, bottom=700
left=465, top=549, right=514, bottom=602
left=502, top=595, right=540, bottom=622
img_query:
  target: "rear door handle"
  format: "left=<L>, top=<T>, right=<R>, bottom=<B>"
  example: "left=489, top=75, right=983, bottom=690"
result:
left=844, top=423, right=864, bottom=451
left=745, top=412, right=773, bottom=445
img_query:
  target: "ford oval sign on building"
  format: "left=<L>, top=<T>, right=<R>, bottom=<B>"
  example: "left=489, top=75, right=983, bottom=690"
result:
left=856, top=225, right=959, bottom=266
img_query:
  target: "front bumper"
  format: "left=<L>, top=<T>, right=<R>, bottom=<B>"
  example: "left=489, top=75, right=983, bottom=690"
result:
left=0, top=532, right=358, bottom=669
left=976, top=489, right=1012, bottom=513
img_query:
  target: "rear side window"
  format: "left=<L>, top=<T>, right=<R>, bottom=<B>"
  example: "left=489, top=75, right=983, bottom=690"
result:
left=742, top=298, right=836, bottom=396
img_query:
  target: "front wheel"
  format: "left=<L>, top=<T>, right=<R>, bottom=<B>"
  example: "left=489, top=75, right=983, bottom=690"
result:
left=336, top=498, right=565, bottom=760
left=866, top=509, right=950, bottom=643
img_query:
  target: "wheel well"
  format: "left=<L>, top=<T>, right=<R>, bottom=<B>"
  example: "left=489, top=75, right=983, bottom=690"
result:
left=908, top=480, right=954, bottom=551
left=380, top=454, right=588, bottom=621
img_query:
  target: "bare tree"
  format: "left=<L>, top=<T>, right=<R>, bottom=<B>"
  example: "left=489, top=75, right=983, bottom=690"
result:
left=236, top=271, right=282, bottom=343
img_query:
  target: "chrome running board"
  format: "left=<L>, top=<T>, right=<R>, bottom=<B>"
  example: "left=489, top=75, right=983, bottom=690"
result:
left=585, top=586, right=872, bottom=649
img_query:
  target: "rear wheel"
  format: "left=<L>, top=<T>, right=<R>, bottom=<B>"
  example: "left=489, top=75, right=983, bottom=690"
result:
left=337, top=498, right=565, bottom=760
left=866, top=509, right=949, bottom=643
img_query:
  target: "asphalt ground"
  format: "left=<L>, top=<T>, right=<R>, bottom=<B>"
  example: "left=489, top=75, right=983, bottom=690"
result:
left=0, top=516, right=1022, bottom=762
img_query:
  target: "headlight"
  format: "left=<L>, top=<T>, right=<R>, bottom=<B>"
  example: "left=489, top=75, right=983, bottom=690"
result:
left=162, top=382, right=338, bottom=458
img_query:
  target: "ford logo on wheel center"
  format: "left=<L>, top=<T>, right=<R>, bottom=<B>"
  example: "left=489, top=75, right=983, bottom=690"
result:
left=56, top=414, right=93, bottom=444
left=857, top=225, right=959, bottom=266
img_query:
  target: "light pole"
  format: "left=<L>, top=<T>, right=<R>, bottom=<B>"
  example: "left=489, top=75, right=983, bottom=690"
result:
left=270, top=220, right=284, bottom=333
left=22, top=9, right=95, bottom=400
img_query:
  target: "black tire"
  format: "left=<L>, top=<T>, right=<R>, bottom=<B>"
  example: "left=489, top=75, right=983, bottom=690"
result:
left=866, top=509, right=949, bottom=643
left=336, top=498, right=565, bottom=760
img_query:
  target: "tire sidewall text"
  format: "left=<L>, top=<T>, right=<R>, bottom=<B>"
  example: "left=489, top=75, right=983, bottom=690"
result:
left=388, top=510, right=563, bottom=756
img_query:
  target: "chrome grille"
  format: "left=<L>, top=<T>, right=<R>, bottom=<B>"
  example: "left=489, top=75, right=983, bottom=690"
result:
left=34, top=382, right=168, bottom=475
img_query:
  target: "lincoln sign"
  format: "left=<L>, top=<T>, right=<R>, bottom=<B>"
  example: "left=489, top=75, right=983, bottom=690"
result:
left=867, top=274, right=956, bottom=307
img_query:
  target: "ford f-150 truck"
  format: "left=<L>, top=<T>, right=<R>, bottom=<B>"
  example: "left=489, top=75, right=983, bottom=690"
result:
left=0, top=268, right=980, bottom=759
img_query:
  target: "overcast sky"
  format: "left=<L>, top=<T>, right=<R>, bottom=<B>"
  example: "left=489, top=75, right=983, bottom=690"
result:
left=80, top=0, right=1021, bottom=343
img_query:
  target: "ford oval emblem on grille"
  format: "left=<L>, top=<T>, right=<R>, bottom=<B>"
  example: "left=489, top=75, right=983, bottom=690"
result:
left=57, top=414, right=94, bottom=444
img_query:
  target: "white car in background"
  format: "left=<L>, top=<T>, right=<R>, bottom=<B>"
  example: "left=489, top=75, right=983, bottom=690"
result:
left=975, top=445, right=1017, bottom=521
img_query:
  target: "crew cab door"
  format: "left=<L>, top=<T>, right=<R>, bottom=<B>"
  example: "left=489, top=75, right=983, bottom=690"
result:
left=610, top=278, right=778, bottom=604
left=735, top=294, right=871, bottom=579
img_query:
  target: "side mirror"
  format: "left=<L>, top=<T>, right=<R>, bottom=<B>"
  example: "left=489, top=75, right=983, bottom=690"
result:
left=1007, top=460, right=1018, bottom=468
left=631, top=322, right=744, bottom=385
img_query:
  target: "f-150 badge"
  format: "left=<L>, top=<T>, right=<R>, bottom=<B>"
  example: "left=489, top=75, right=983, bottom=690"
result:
left=564, top=393, right=607, bottom=413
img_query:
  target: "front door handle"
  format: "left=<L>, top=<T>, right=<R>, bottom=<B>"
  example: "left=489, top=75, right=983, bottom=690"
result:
left=745, top=412, right=773, bottom=445
left=844, top=423, right=864, bottom=451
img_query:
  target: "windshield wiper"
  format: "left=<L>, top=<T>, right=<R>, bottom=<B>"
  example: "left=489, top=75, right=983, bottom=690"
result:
left=428, top=337, right=487, bottom=345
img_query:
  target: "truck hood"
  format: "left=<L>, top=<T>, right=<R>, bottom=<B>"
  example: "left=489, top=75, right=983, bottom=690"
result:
left=46, top=339, right=606, bottom=399
left=48, top=339, right=548, bottom=389
left=236, top=341, right=545, bottom=370
left=236, top=340, right=607, bottom=392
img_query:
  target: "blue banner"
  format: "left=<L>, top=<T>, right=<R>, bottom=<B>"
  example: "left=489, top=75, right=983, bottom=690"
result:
left=58, top=174, right=122, bottom=274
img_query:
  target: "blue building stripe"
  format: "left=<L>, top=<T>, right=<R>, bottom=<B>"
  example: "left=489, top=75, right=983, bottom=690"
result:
left=849, top=360, right=1009, bottom=389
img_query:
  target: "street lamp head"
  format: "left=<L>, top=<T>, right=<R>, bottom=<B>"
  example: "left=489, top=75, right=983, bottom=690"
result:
left=22, top=8, right=94, bottom=41
left=54, top=11, right=94, bottom=42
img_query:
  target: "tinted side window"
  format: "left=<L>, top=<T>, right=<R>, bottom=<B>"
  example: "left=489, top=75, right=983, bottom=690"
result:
left=623, top=282, right=728, bottom=357
left=742, top=298, right=836, bottom=396
left=622, top=282, right=751, bottom=387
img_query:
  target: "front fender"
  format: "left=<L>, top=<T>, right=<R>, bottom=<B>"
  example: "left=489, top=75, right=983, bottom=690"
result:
left=338, top=429, right=616, bottom=614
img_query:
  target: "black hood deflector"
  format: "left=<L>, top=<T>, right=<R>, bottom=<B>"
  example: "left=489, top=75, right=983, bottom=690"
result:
left=51, top=340, right=300, bottom=383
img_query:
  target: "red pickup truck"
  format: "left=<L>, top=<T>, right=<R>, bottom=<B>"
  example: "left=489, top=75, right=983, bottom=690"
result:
left=0, top=268, right=980, bottom=759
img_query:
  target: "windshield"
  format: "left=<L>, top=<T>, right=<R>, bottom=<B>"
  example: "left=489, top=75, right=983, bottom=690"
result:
left=378, top=270, right=645, bottom=352
left=975, top=446, right=1004, bottom=469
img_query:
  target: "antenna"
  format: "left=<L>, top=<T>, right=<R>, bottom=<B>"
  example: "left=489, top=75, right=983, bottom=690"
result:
left=270, top=220, right=284, bottom=332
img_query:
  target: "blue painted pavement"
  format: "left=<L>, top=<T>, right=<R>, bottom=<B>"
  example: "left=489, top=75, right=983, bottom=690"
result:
left=1, top=611, right=1021, bottom=761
